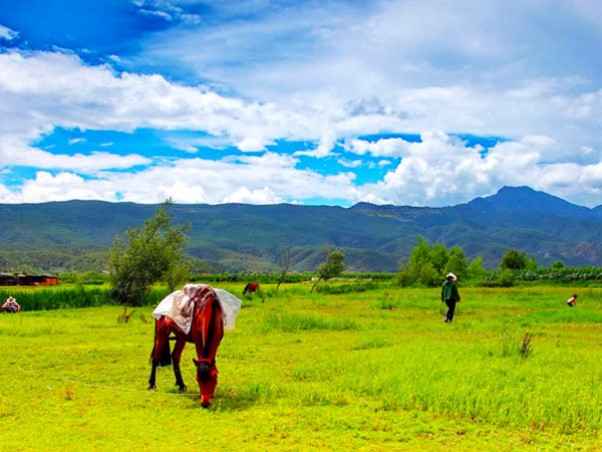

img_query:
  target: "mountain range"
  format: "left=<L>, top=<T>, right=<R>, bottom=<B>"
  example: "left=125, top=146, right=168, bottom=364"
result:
left=0, top=186, right=601, bottom=274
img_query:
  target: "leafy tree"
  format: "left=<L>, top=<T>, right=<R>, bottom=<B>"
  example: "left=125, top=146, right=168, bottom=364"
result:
left=467, top=256, right=487, bottom=279
left=311, top=248, right=346, bottom=293
left=400, top=236, right=455, bottom=286
left=551, top=260, right=565, bottom=269
left=418, top=261, right=438, bottom=286
left=525, top=256, right=538, bottom=271
left=164, top=262, right=191, bottom=293
left=429, top=243, right=449, bottom=275
left=499, top=249, right=528, bottom=270
left=403, top=236, right=434, bottom=283
left=445, top=246, right=468, bottom=279
left=399, top=238, right=475, bottom=285
left=109, top=206, right=190, bottom=306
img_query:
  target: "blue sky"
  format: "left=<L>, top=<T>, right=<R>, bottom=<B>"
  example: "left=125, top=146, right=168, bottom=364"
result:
left=1, top=0, right=602, bottom=207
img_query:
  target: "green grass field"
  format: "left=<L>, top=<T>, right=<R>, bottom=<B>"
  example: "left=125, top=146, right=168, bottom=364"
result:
left=1, top=283, right=601, bottom=451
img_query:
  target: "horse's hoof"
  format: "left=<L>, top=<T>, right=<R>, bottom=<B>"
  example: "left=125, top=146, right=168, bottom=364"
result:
left=148, top=386, right=156, bottom=391
left=178, top=386, right=187, bottom=392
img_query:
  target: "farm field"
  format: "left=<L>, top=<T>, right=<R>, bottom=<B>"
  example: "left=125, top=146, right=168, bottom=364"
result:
left=1, top=283, right=602, bottom=451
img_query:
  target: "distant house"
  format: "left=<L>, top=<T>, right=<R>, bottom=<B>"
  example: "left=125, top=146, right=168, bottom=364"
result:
left=0, top=274, right=15, bottom=286
left=0, top=274, right=59, bottom=286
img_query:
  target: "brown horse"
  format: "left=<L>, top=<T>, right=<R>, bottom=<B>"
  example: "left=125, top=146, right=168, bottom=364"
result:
left=148, top=285, right=224, bottom=408
left=243, top=282, right=260, bottom=295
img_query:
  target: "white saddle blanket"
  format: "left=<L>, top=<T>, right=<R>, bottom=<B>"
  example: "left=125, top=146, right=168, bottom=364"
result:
left=152, top=284, right=242, bottom=333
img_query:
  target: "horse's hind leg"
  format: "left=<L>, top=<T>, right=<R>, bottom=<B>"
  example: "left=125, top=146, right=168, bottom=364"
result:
left=149, top=361, right=158, bottom=391
left=172, top=338, right=187, bottom=391
left=149, top=337, right=167, bottom=390
left=149, top=321, right=171, bottom=390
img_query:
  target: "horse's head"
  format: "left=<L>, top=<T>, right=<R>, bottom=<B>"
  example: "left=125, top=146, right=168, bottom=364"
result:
left=193, top=358, right=213, bottom=382
left=189, top=287, right=224, bottom=408
left=193, top=358, right=218, bottom=408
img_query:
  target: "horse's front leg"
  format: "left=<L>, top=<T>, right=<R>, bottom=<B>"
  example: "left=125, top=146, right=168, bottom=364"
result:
left=148, top=360, right=158, bottom=390
left=172, top=338, right=187, bottom=391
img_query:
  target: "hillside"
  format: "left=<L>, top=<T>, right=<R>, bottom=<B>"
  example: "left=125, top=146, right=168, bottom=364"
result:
left=0, top=186, right=601, bottom=273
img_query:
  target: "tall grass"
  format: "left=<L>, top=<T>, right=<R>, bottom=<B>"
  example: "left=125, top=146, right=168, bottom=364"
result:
left=0, top=285, right=113, bottom=310
left=0, top=285, right=171, bottom=311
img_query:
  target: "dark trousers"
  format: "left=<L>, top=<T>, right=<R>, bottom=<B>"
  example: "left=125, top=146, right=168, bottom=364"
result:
left=444, top=299, right=456, bottom=322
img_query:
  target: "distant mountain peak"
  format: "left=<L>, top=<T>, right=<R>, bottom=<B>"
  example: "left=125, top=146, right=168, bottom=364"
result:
left=465, top=186, right=590, bottom=216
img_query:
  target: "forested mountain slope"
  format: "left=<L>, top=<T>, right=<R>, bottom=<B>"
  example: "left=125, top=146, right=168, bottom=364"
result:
left=1, top=186, right=600, bottom=273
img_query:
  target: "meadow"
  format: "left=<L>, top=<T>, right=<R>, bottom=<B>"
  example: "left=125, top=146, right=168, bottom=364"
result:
left=1, top=282, right=602, bottom=451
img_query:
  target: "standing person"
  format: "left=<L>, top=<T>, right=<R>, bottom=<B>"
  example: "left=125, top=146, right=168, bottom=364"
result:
left=2, top=296, right=20, bottom=313
left=566, top=294, right=577, bottom=307
left=441, top=273, right=460, bottom=323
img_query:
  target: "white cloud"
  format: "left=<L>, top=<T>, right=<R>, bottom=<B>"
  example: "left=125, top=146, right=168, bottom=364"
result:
left=338, top=159, right=362, bottom=169
left=2, top=151, right=357, bottom=204
left=347, top=137, right=408, bottom=158
left=0, top=134, right=150, bottom=172
left=223, top=186, right=283, bottom=204
left=349, top=132, right=602, bottom=207
left=18, top=171, right=117, bottom=202
left=133, top=0, right=201, bottom=24
left=0, top=24, right=18, bottom=41
left=0, top=50, right=321, bottom=147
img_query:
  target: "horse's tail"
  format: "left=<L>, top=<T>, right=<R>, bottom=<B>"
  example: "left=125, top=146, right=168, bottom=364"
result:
left=243, top=283, right=250, bottom=295
left=150, top=319, right=172, bottom=367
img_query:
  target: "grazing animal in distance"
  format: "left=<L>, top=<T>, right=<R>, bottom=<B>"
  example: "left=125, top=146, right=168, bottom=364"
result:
left=243, top=282, right=260, bottom=295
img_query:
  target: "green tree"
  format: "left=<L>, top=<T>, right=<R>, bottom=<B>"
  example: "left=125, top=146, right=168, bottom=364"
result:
left=400, top=236, right=467, bottom=286
left=445, top=246, right=468, bottom=279
left=164, top=262, right=191, bottom=293
left=551, top=260, right=565, bottom=269
left=499, top=249, right=528, bottom=270
left=467, top=256, right=487, bottom=280
left=418, top=261, right=438, bottom=286
left=403, top=236, right=433, bottom=283
left=311, top=248, right=346, bottom=293
left=525, top=256, right=538, bottom=271
left=109, top=206, right=190, bottom=306
left=430, top=243, right=449, bottom=275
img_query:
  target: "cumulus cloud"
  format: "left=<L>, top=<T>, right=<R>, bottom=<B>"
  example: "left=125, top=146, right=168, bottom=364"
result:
left=223, top=186, right=284, bottom=204
left=0, top=50, right=323, bottom=148
left=18, top=171, right=117, bottom=203
left=349, top=132, right=602, bottom=207
left=2, top=151, right=357, bottom=204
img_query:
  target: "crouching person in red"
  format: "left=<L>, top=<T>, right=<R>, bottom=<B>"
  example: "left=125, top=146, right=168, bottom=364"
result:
left=2, top=296, right=20, bottom=313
